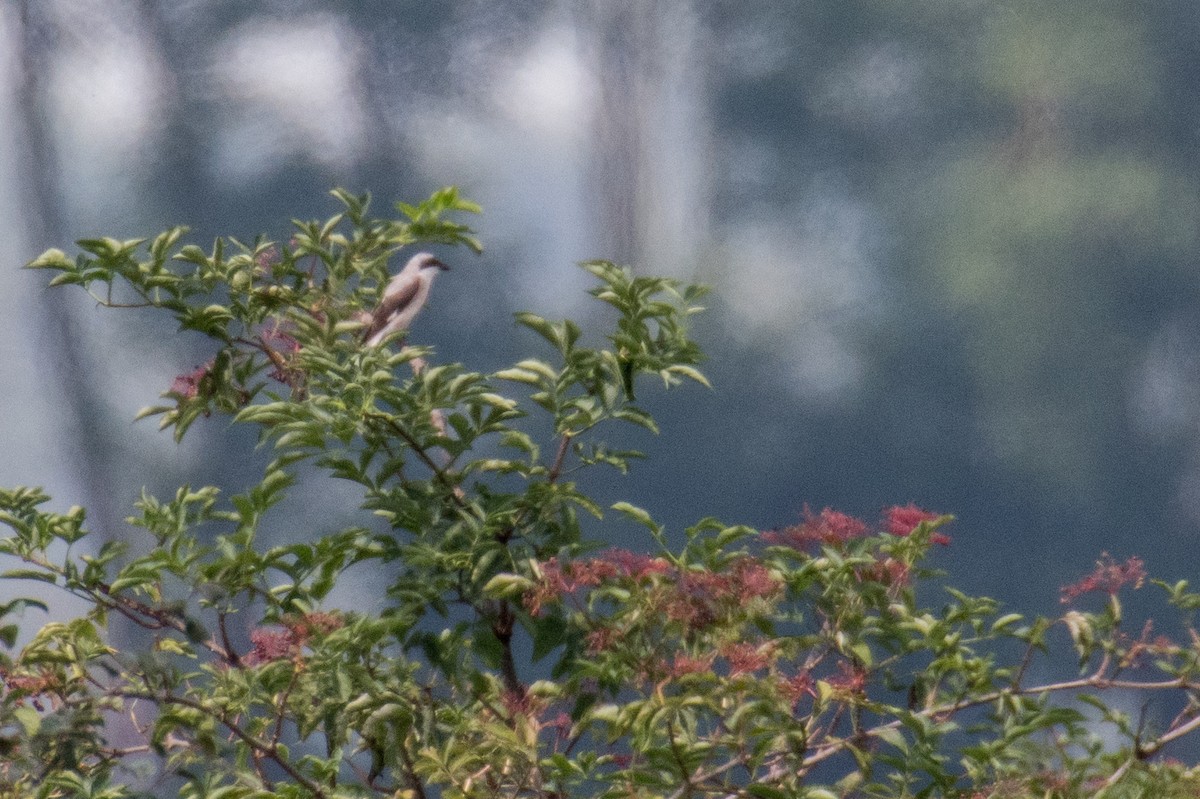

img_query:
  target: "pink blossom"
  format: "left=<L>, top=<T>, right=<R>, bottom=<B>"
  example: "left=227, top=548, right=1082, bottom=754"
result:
left=826, top=661, right=867, bottom=694
left=662, top=558, right=780, bottom=630
left=729, top=557, right=782, bottom=601
left=720, top=641, right=774, bottom=676
left=244, top=628, right=296, bottom=665
left=884, top=503, right=950, bottom=544
left=242, top=612, right=342, bottom=666
left=602, top=548, right=672, bottom=579
left=523, top=551, right=672, bottom=616
left=1060, top=553, right=1146, bottom=603
left=288, top=611, right=343, bottom=639
left=170, top=362, right=213, bottom=400
left=764, top=506, right=869, bottom=550
left=585, top=625, right=621, bottom=655
left=778, top=670, right=815, bottom=705
left=664, top=652, right=713, bottom=678
left=253, top=245, right=280, bottom=273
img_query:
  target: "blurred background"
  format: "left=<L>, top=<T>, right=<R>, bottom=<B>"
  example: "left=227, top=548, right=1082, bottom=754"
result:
left=3, top=0, right=1199, bottom=615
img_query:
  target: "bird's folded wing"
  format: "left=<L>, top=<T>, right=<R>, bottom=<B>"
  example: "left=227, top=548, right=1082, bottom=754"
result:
left=363, top=279, right=422, bottom=340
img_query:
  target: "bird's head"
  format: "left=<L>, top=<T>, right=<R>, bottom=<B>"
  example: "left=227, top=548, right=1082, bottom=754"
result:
left=406, top=252, right=450, bottom=273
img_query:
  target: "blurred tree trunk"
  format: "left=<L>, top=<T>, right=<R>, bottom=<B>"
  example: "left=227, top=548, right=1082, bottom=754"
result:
left=15, top=1, right=121, bottom=534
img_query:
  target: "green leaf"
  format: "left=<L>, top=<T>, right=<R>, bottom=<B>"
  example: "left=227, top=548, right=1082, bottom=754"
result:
left=0, top=597, right=49, bottom=615
left=149, top=226, right=189, bottom=260
left=13, top=706, right=41, bottom=737
left=611, top=501, right=660, bottom=533
left=848, top=642, right=873, bottom=667
left=494, top=367, right=546, bottom=386
left=25, top=248, right=74, bottom=270
left=482, top=573, right=533, bottom=599
left=664, top=364, right=711, bottom=388
left=47, top=272, right=84, bottom=287
left=0, top=569, right=58, bottom=584
left=990, top=613, right=1024, bottom=633
left=514, top=312, right=562, bottom=348
left=612, top=407, right=659, bottom=433
left=531, top=615, right=568, bottom=662
left=174, top=244, right=211, bottom=266
left=477, top=393, right=519, bottom=411
left=874, top=726, right=908, bottom=753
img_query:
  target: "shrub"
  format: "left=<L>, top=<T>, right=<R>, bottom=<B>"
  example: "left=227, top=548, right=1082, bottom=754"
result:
left=3, top=189, right=1200, bottom=798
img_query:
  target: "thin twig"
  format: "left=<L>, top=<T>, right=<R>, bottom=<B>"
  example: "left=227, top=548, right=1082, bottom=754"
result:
left=88, top=292, right=155, bottom=308
left=398, top=743, right=430, bottom=799
left=665, top=754, right=751, bottom=799
left=218, top=611, right=241, bottom=667
left=273, top=665, right=303, bottom=746
left=364, top=410, right=469, bottom=512
left=547, top=433, right=573, bottom=484
left=1142, top=706, right=1200, bottom=753
left=93, top=583, right=231, bottom=661
left=1011, top=636, right=1038, bottom=690
left=799, top=667, right=1197, bottom=772
left=116, top=689, right=330, bottom=799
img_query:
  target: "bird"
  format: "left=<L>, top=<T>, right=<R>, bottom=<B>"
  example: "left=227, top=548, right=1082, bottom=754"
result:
left=361, top=252, right=449, bottom=346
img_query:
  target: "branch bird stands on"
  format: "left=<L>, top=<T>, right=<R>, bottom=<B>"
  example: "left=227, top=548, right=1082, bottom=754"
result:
left=362, top=252, right=449, bottom=346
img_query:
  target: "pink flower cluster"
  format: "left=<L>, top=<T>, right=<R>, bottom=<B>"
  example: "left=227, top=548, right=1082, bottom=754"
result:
left=1060, top=553, right=1146, bottom=603
left=170, top=361, right=214, bottom=400
left=884, top=503, right=949, bottom=544
left=663, top=558, right=781, bottom=629
left=720, top=641, right=777, bottom=677
left=524, top=549, right=672, bottom=616
left=261, top=322, right=304, bottom=386
left=1, top=668, right=59, bottom=710
left=765, top=503, right=949, bottom=551
left=242, top=612, right=344, bottom=666
left=778, top=670, right=815, bottom=705
left=253, top=245, right=281, bottom=273
left=664, top=652, right=715, bottom=678
left=763, top=506, right=868, bottom=549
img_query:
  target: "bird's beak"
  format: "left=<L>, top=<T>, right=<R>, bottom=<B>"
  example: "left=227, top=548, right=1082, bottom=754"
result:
left=434, top=259, right=450, bottom=271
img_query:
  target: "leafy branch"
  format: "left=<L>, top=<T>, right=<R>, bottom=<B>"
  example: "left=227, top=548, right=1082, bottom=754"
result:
left=3, top=189, right=1199, bottom=798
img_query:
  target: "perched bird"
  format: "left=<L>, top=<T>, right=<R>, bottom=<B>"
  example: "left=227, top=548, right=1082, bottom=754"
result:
left=362, top=252, right=449, bottom=346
